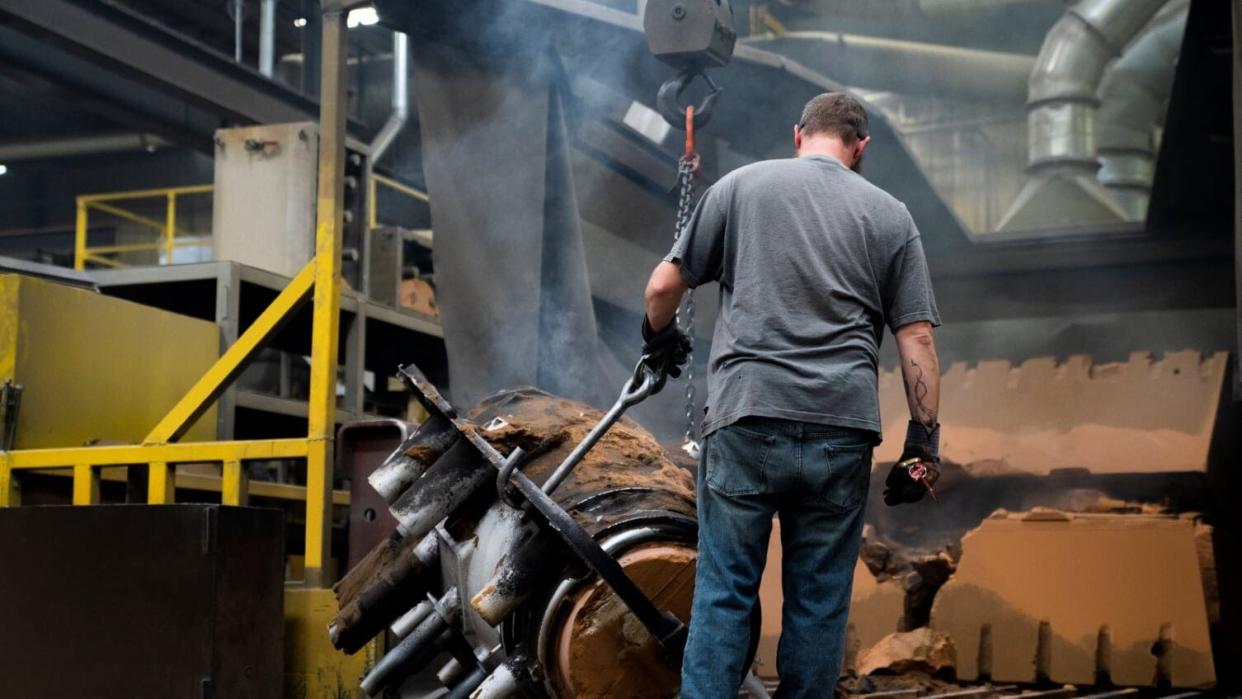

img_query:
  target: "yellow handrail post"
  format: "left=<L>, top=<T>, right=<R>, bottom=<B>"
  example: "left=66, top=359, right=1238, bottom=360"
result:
left=222, top=459, right=248, bottom=506
left=72, top=463, right=99, bottom=505
left=0, top=461, right=16, bottom=507
left=304, top=7, right=349, bottom=589
left=368, top=172, right=378, bottom=229
left=148, top=462, right=175, bottom=504
left=165, top=192, right=177, bottom=263
left=74, top=199, right=88, bottom=271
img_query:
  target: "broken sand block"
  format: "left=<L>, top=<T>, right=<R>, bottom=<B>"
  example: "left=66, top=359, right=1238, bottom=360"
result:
left=856, top=627, right=957, bottom=678
left=875, top=351, right=1227, bottom=474
left=931, top=509, right=1215, bottom=688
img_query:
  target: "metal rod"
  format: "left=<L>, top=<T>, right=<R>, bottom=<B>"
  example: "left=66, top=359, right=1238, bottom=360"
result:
left=259, top=0, right=276, bottom=76
left=540, top=367, right=657, bottom=496
left=360, top=589, right=460, bottom=695
left=234, top=0, right=244, bottom=63
left=390, top=600, right=434, bottom=638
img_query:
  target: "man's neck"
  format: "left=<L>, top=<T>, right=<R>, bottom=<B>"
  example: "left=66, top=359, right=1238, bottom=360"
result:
left=797, top=138, right=852, bottom=166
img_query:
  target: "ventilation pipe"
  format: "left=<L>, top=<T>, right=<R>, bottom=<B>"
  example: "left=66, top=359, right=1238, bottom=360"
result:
left=996, top=0, right=1168, bottom=232
left=741, top=31, right=1034, bottom=103
left=0, top=133, right=168, bottom=161
left=1096, top=0, right=1187, bottom=221
left=369, top=31, right=409, bottom=165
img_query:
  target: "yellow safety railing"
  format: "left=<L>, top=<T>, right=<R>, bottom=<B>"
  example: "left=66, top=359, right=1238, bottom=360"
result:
left=368, top=173, right=430, bottom=229
left=74, top=174, right=427, bottom=271
left=74, top=185, right=213, bottom=270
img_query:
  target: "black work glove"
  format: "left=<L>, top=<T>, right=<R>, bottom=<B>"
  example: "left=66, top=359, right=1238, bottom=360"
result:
left=883, top=421, right=941, bottom=506
left=641, top=315, right=692, bottom=389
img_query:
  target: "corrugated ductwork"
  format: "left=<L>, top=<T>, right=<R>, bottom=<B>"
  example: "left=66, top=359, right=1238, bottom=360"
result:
left=1096, top=1, right=1188, bottom=221
left=741, top=31, right=1034, bottom=102
left=997, top=0, right=1168, bottom=232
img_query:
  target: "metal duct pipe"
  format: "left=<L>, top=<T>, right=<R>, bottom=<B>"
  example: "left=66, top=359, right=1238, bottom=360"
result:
left=997, top=0, right=1168, bottom=232
left=1027, top=0, right=1167, bottom=169
left=259, top=0, right=276, bottom=77
left=0, top=133, right=169, bottom=161
left=1096, top=0, right=1187, bottom=221
left=741, top=31, right=1034, bottom=102
left=369, top=31, right=409, bottom=165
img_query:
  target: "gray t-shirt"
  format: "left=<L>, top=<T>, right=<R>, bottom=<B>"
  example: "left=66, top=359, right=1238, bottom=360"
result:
left=665, top=154, right=940, bottom=438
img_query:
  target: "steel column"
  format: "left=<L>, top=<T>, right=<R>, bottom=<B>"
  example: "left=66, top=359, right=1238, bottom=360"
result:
left=304, top=6, right=350, bottom=588
left=1235, top=0, right=1242, bottom=399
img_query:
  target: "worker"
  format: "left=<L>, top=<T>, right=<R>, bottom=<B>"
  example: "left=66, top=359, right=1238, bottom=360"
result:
left=640, top=92, right=942, bottom=698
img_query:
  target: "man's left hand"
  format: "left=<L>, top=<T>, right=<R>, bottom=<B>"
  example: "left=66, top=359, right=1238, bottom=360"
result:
left=883, top=421, right=941, bottom=506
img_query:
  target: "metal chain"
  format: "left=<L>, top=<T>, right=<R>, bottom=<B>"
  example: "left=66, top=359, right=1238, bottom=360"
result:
left=674, top=153, right=700, bottom=457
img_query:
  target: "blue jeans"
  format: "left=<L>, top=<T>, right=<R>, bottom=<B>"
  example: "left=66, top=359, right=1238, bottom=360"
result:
left=681, top=417, right=872, bottom=699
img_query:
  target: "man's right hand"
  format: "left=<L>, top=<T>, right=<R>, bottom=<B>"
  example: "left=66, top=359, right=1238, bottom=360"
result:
left=641, top=315, right=692, bottom=389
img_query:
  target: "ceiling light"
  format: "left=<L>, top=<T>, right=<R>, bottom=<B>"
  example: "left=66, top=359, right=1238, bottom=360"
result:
left=346, top=6, right=379, bottom=28
left=0, top=164, right=8, bottom=176
left=293, top=17, right=307, bottom=27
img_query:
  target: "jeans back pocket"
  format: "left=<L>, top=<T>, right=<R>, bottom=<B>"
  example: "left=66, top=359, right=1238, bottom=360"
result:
left=805, top=441, right=872, bottom=512
left=704, top=423, right=776, bottom=496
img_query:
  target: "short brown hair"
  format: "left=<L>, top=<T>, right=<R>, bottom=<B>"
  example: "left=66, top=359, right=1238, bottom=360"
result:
left=798, top=92, right=869, bottom=143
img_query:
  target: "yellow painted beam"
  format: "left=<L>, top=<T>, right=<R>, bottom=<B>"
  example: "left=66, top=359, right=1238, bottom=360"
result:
left=222, top=459, right=249, bottom=506
left=80, top=243, right=165, bottom=254
left=368, top=174, right=377, bottom=229
left=88, top=201, right=167, bottom=233
left=82, top=253, right=126, bottom=268
left=79, top=184, right=211, bottom=203
left=373, top=174, right=430, bottom=202
left=74, top=199, right=88, bottom=271
left=148, top=461, right=175, bottom=504
left=72, top=463, right=99, bottom=505
left=164, top=192, right=177, bottom=262
left=304, top=10, right=348, bottom=588
left=5, top=438, right=310, bottom=470
left=144, top=259, right=317, bottom=444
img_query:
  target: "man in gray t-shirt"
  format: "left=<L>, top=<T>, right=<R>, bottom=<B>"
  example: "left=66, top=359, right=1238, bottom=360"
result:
left=640, top=93, right=945, bottom=698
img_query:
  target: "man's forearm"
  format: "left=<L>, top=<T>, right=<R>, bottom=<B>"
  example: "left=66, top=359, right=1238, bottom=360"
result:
left=896, top=325, right=940, bottom=430
left=644, top=261, right=689, bottom=331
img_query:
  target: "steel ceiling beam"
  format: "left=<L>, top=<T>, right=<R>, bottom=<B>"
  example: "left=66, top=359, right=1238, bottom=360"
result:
left=0, top=0, right=365, bottom=137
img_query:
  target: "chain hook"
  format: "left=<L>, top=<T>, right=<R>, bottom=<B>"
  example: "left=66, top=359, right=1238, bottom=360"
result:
left=657, top=69, right=722, bottom=131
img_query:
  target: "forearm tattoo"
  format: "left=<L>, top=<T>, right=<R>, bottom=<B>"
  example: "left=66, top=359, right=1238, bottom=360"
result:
left=908, top=360, right=937, bottom=430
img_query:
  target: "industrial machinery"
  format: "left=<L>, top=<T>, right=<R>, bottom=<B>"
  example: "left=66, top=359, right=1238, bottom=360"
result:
left=329, top=362, right=764, bottom=697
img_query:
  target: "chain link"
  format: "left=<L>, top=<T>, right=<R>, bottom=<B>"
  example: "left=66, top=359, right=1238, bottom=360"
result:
left=675, top=154, right=700, bottom=456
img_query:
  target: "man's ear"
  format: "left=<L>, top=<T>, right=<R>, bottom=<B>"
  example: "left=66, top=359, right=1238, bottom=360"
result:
left=855, top=135, right=871, bottom=159
left=793, top=124, right=802, bottom=152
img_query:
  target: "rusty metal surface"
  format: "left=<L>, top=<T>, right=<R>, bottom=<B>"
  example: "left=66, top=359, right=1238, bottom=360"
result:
left=0, top=505, right=284, bottom=698
left=337, top=419, right=410, bottom=569
left=330, top=368, right=697, bottom=671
